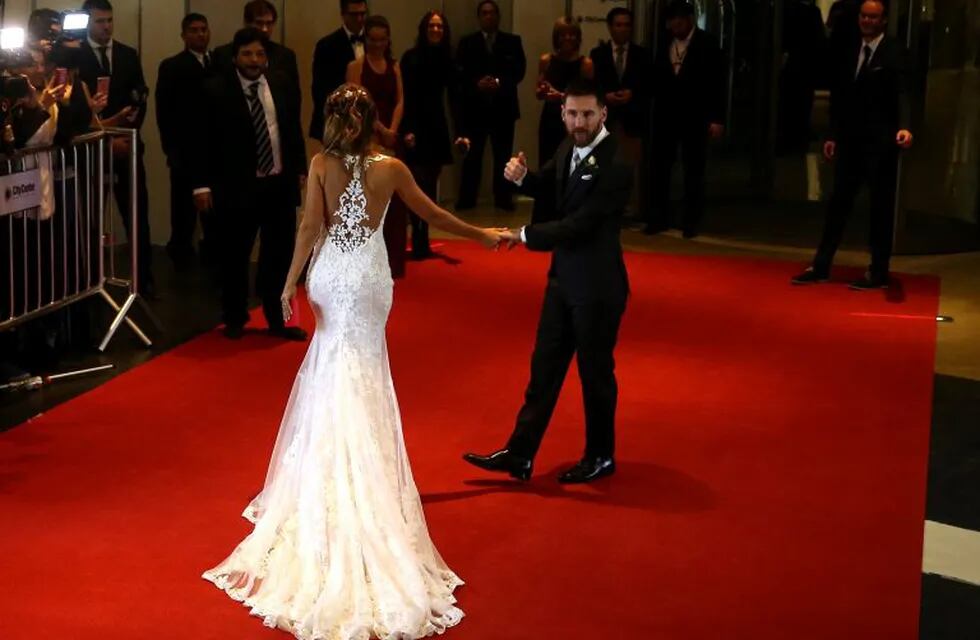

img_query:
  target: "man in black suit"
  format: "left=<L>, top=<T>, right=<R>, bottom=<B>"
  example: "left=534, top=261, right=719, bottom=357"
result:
left=792, top=0, right=912, bottom=290
left=191, top=28, right=307, bottom=341
left=464, top=80, right=632, bottom=484
left=647, top=0, right=725, bottom=238
left=77, top=0, right=154, bottom=294
left=309, top=0, right=368, bottom=141
left=591, top=7, right=651, bottom=219
left=455, top=0, right=526, bottom=211
left=212, top=1, right=300, bottom=99
left=156, top=13, right=215, bottom=267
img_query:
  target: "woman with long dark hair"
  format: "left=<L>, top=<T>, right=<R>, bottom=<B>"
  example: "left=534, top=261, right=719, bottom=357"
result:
left=400, top=10, right=461, bottom=259
left=536, top=17, right=594, bottom=164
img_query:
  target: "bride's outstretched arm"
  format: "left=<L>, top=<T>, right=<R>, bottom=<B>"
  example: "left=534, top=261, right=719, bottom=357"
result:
left=282, top=155, right=327, bottom=304
left=390, top=159, right=502, bottom=249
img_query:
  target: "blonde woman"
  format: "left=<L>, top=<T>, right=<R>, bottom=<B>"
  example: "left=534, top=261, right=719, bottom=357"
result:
left=203, top=84, right=503, bottom=640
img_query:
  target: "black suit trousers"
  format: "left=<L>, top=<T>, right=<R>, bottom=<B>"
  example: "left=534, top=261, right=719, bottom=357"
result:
left=814, top=144, right=898, bottom=278
left=167, top=167, right=216, bottom=255
left=650, top=121, right=708, bottom=234
left=218, top=175, right=296, bottom=329
left=458, top=117, right=515, bottom=208
left=507, top=281, right=625, bottom=461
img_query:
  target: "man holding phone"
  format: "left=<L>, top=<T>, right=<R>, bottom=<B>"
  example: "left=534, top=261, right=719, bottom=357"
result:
left=77, top=0, right=155, bottom=296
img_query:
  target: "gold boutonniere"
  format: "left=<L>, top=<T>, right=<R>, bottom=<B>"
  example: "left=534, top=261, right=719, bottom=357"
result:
left=586, top=156, right=598, bottom=169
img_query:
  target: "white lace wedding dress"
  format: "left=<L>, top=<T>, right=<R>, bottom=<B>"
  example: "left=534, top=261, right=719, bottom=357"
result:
left=203, top=154, right=464, bottom=640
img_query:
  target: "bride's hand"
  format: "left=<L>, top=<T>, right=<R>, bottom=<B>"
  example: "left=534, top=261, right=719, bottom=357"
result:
left=281, top=283, right=297, bottom=322
left=478, top=228, right=505, bottom=250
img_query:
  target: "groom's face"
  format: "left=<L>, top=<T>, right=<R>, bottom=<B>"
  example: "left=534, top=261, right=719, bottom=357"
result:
left=562, top=94, right=607, bottom=147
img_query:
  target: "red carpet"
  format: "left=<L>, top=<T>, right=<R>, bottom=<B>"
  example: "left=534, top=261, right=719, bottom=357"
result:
left=0, top=243, right=938, bottom=639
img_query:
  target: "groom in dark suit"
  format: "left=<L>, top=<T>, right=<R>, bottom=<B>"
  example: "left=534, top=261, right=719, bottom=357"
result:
left=191, top=28, right=307, bottom=341
left=464, top=79, right=632, bottom=484
left=309, top=0, right=368, bottom=140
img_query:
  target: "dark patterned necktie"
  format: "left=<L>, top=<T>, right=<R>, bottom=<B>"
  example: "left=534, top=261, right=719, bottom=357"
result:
left=97, top=46, right=111, bottom=73
left=247, top=82, right=275, bottom=176
left=857, top=44, right=873, bottom=78
left=615, top=46, right=626, bottom=80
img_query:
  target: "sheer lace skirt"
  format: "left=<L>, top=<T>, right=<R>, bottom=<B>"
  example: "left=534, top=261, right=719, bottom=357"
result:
left=203, top=234, right=463, bottom=640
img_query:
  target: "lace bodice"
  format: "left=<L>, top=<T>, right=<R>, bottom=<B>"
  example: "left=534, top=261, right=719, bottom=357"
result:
left=327, top=154, right=387, bottom=253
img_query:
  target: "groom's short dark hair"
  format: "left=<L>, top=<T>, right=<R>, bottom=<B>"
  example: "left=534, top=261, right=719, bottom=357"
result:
left=563, top=78, right=605, bottom=107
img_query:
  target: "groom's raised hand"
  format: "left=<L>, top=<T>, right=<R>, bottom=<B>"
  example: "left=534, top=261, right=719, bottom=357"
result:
left=504, top=152, right=528, bottom=184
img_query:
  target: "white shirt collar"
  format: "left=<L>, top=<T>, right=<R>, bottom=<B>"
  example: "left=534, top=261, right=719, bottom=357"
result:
left=343, top=26, right=364, bottom=39
left=612, top=41, right=630, bottom=51
left=189, top=49, right=207, bottom=65
left=862, top=33, right=885, bottom=55
left=237, top=70, right=268, bottom=92
left=674, top=28, right=694, bottom=48
left=88, top=36, right=112, bottom=50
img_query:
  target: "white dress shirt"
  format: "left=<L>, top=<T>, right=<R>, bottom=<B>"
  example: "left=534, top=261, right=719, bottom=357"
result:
left=670, top=29, right=694, bottom=75
left=88, top=36, right=113, bottom=73
left=518, top=125, right=611, bottom=242
left=190, top=49, right=211, bottom=68
left=239, top=71, right=283, bottom=177
left=344, top=26, right=365, bottom=61
left=854, top=33, right=885, bottom=78
left=193, top=72, right=283, bottom=195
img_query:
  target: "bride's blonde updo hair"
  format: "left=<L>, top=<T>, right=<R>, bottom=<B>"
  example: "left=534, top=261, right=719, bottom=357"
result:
left=321, top=83, right=377, bottom=158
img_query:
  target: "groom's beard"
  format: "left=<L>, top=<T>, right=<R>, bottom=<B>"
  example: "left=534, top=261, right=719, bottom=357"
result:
left=570, top=125, right=601, bottom=147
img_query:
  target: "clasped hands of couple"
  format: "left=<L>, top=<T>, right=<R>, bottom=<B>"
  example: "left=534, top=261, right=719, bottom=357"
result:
left=478, top=150, right=533, bottom=251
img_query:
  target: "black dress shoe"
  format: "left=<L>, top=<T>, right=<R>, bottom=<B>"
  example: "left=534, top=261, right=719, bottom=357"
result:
left=849, top=272, right=889, bottom=291
left=462, top=448, right=533, bottom=481
left=268, top=326, right=308, bottom=341
left=558, top=457, right=616, bottom=484
left=790, top=267, right=829, bottom=285
left=223, top=324, right=245, bottom=340
left=642, top=224, right=668, bottom=236
left=682, top=229, right=699, bottom=239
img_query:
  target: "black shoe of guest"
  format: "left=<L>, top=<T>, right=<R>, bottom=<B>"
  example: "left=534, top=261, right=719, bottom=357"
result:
left=462, top=448, right=533, bottom=481
left=268, top=326, right=308, bottom=341
left=223, top=324, right=245, bottom=340
left=558, top=457, right=616, bottom=484
left=790, top=267, right=829, bottom=285
left=849, top=272, right=889, bottom=291
left=682, top=229, right=699, bottom=239
left=642, top=224, right=667, bottom=236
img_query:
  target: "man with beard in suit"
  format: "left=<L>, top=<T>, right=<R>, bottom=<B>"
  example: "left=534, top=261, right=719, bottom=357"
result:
left=463, top=79, right=633, bottom=484
left=212, top=0, right=300, bottom=99
left=191, top=28, right=307, bottom=342
left=792, top=0, right=912, bottom=290
left=157, top=13, right=216, bottom=267
left=309, top=0, right=368, bottom=141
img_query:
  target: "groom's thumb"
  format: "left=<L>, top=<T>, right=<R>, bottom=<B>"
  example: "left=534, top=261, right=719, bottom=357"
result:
left=517, top=151, right=527, bottom=166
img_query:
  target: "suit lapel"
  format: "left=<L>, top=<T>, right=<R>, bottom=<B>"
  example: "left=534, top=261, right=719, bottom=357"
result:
left=554, top=139, right=573, bottom=206
left=560, top=135, right=615, bottom=210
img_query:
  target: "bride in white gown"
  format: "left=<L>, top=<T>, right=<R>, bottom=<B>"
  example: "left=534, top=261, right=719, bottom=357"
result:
left=203, top=84, right=503, bottom=640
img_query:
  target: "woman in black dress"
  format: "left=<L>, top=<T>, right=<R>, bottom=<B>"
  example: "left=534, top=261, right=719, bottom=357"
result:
left=400, top=10, right=460, bottom=259
left=536, top=17, right=593, bottom=166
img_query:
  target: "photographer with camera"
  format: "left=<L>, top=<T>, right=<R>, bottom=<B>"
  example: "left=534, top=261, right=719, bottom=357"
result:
left=75, top=0, right=155, bottom=297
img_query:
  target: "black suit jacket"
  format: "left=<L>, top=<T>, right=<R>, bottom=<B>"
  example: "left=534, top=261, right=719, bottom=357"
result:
left=829, top=37, right=911, bottom=149
left=156, top=49, right=213, bottom=170
left=455, top=30, right=526, bottom=133
left=191, top=69, right=307, bottom=209
left=310, top=28, right=357, bottom=140
left=518, top=134, right=632, bottom=304
left=590, top=41, right=652, bottom=137
left=77, top=40, right=147, bottom=130
left=212, top=40, right=300, bottom=97
left=652, top=29, right=725, bottom=127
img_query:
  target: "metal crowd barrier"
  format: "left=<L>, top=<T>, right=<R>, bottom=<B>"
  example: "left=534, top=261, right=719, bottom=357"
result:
left=0, top=128, right=156, bottom=351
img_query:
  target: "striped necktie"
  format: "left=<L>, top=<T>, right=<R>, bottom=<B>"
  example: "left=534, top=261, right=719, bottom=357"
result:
left=247, top=82, right=275, bottom=176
